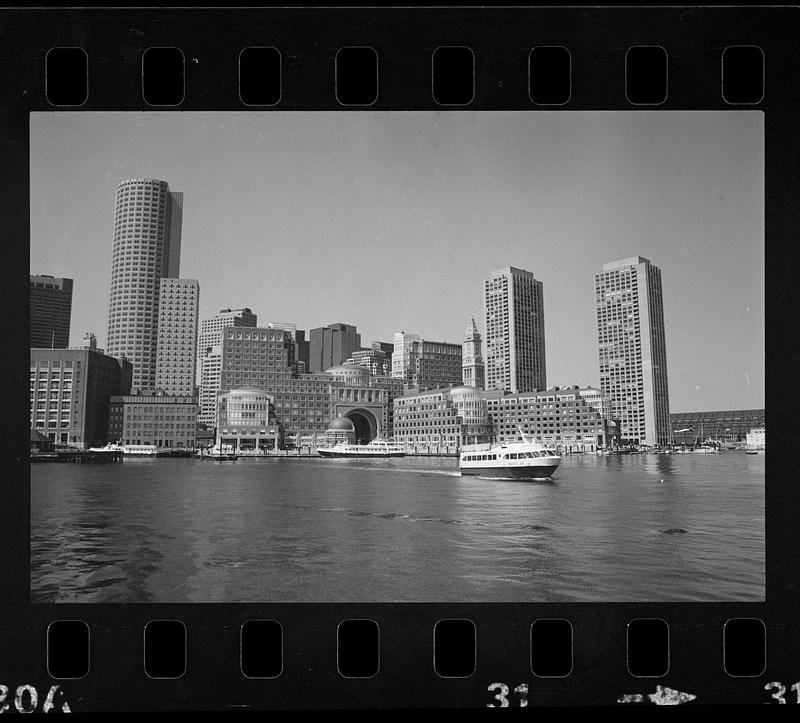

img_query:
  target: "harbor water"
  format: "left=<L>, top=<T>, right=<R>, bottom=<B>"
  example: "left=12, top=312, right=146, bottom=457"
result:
left=30, top=452, right=765, bottom=603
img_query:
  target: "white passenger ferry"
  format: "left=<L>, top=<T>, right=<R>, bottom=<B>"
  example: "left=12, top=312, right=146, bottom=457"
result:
left=89, top=441, right=160, bottom=456
left=318, top=439, right=406, bottom=458
left=459, top=432, right=561, bottom=479
left=88, top=442, right=126, bottom=453
left=123, top=444, right=162, bottom=456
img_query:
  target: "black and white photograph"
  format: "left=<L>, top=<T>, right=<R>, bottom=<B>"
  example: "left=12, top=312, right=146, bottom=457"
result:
left=29, top=110, right=764, bottom=604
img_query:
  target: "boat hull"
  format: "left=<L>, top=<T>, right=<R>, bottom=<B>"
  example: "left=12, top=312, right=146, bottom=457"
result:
left=460, top=464, right=559, bottom=479
left=318, top=450, right=405, bottom=458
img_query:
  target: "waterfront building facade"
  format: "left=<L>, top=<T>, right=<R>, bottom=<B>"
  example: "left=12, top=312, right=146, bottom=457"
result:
left=486, top=385, right=616, bottom=451
left=461, top=317, right=485, bottom=390
left=670, top=409, right=765, bottom=447
left=393, top=385, right=493, bottom=450
left=595, top=256, right=671, bottom=447
left=216, top=387, right=282, bottom=452
left=451, top=385, right=494, bottom=443
left=208, top=328, right=405, bottom=448
left=108, top=389, right=197, bottom=449
left=30, top=275, right=73, bottom=349
left=30, top=338, right=132, bottom=448
left=391, top=332, right=463, bottom=390
left=745, top=427, right=765, bottom=451
left=106, top=178, right=183, bottom=392
left=215, top=326, right=330, bottom=446
left=272, top=370, right=339, bottom=447
left=155, top=278, right=199, bottom=395
left=484, top=266, right=546, bottom=394
left=326, top=364, right=405, bottom=446
left=197, top=308, right=257, bottom=425
left=309, top=323, right=361, bottom=372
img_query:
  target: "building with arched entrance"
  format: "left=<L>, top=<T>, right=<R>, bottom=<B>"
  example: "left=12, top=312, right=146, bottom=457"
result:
left=207, top=344, right=407, bottom=449
left=337, top=407, right=380, bottom=444
left=325, top=364, right=405, bottom=443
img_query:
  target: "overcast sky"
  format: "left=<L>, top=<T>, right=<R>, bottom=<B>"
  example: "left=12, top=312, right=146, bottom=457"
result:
left=30, top=111, right=764, bottom=413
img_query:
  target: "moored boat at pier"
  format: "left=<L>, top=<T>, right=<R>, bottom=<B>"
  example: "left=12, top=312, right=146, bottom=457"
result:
left=318, top=439, right=406, bottom=458
left=88, top=441, right=126, bottom=453
left=89, top=441, right=164, bottom=456
left=197, top=443, right=238, bottom=460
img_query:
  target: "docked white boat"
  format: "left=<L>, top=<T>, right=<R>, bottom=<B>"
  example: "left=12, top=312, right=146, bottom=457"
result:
left=317, top=439, right=406, bottom=458
left=690, top=444, right=721, bottom=454
left=88, top=442, right=126, bottom=453
left=197, top=443, right=238, bottom=460
left=459, top=433, right=561, bottom=479
left=88, top=441, right=160, bottom=456
left=124, top=444, right=161, bottom=456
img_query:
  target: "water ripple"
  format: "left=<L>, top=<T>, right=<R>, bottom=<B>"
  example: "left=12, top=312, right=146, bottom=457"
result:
left=31, top=453, right=764, bottom=603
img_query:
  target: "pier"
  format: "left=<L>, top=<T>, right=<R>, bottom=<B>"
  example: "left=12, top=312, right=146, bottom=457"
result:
left=30, top=450, right=123, bottom=464
left=197, top=447, right=459, bottom=459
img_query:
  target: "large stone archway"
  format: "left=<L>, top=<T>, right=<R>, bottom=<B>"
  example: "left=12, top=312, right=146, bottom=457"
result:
left=345, top=408, right=378, bottom=444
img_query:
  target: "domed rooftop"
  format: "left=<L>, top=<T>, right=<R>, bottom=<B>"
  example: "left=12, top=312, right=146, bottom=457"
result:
left=226, top=386, right=272, bottom=399
left=325, top=363, right=370, bottom=378
left=450, top=384, right=481, bottom=397
left=328, top=416, right=355, bottom=431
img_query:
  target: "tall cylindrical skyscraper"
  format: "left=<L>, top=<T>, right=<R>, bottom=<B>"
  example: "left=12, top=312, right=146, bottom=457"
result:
left=106, top=178, right=183, bottom=392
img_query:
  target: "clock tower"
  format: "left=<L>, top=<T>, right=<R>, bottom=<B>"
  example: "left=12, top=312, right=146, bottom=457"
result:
left=462, top=318, right=485, bottom=390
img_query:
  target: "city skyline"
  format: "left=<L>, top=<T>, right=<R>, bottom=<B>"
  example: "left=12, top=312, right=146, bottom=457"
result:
left=30, top=111, right=764, bottom=412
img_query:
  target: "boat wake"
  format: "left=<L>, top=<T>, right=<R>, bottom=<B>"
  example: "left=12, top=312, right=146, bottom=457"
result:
left=474, top=474, right=555, bottom=483
left=398, top=468, right=462, bottom=477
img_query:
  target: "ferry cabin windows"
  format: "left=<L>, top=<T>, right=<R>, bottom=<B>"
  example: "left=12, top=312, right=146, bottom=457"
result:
left=462, top=450, right=557, bottom=460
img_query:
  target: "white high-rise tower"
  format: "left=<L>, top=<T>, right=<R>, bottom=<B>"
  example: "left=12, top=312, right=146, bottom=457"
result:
left=595, top=256, right=671, bottom=447
left=106, top=178, right=183, bottom=392
left=483, top=266, right=546, bottom=394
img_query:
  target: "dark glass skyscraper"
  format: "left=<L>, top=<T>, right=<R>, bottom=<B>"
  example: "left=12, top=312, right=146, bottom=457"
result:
left=308, top=323, right=361, bottom=372
left=30, top=275, right=73, bottom=348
